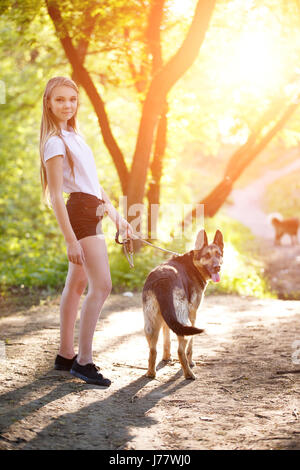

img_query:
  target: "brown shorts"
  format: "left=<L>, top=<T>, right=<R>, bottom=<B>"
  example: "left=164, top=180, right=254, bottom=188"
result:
left=66, top=192, right=106, bottom=241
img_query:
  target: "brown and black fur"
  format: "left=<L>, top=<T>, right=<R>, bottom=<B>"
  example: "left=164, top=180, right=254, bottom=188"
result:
left=142, top=229, right=223, bottom=380
left=270, top=214, right=299, bottom=245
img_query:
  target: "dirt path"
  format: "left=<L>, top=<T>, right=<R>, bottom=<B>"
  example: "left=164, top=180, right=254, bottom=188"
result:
left=0, top=291, right=299, bottom=450
left=1, top=163, right=300, bottom=451
left=226, top=158, right=300, bottom=241
left=225, top=159, right=300, bottom=299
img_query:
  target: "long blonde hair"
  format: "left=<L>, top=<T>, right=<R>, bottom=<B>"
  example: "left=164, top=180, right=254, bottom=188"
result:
left=40, top=76, right=79, bottom=208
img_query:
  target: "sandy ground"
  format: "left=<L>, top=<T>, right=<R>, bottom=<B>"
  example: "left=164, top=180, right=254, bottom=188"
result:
left=0, top=290, right=299, bottom=451
left=1, top=162, right=300, bottom=451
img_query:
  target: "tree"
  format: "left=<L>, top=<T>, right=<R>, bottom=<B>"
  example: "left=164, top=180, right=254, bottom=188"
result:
left=182, top=91, right=300, bottom=224
left=45, top=0, right=216, bottom=240
left=3, top=0, right=300, bottom=237
left=176, top=0, right=300, bottom=224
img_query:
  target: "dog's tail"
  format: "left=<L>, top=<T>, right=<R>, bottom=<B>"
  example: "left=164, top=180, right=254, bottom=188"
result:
left=146, top=280, right=204, bottom=337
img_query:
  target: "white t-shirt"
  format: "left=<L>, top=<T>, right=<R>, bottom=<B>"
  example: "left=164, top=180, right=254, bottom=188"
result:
left=43, top=128, right=103, bottom=199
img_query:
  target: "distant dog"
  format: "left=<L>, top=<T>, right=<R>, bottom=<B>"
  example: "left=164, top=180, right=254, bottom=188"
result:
left=269, top=213, right=299, bottom=245
left=142, top=229, right=224, bottom=380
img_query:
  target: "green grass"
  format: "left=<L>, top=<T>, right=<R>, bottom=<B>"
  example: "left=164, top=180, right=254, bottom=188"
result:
left=263, top=171, right=300, bottom=217
left=0, top=211, right=274, bottom=311
left=204, top=214, right=274, bottom=298
left=107, top=213, right=274, bottom=299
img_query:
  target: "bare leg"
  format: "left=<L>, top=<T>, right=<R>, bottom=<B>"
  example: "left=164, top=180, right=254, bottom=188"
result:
left=59, top=262, right=88, bottom=358
left=77, top=235, right=112, bottom=365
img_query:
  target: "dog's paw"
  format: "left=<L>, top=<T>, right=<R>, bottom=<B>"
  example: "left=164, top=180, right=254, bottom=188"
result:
left=185, top=371, right=196, bottom=380
left=189, top=360, right=195, bottom=368
left=145, top=371, right=156, bottom=379
left=162, top=357, right=172, bottom=363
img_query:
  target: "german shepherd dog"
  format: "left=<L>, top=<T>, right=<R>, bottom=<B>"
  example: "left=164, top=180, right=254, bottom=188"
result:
left=142, top=229, right=223, bottom=380
left=270, top=213, right=299, bottom=245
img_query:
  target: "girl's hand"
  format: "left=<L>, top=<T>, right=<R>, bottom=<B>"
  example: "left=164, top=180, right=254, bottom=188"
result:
left=66, top=240, right=86, bottom=265
left=118, top=218, right=135, bottom=240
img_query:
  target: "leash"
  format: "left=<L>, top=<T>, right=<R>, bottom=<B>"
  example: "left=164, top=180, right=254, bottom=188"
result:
left=115, top=230, right=181, bottom=268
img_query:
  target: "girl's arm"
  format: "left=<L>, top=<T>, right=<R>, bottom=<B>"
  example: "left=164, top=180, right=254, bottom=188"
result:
left=45, top=155, right=85, bottom=265
left=100, top=187, right=134, bottom=239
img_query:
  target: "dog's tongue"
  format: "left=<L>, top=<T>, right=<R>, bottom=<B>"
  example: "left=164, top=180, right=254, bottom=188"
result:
left=211, top=272, right=220, bottom=283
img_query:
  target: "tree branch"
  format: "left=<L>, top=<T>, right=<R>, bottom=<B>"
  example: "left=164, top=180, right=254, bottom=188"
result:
left=146, top=0, right=165, bottom=75
left=181, top=95, right=300, bottom=222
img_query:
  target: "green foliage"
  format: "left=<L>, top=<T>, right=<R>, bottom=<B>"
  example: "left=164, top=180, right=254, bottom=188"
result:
left=105, top=213, right=275, bottom=299
left=263, top=172, right=300, bottom=217
left=205, top=214, right=275, bottom=298
left=108, top=242, right=169, bottom=293
left=0, top=204, right=274, bottom=300
left=0, top=0, right=294, bottom=303
left=0, top=9, right=71, bottom=297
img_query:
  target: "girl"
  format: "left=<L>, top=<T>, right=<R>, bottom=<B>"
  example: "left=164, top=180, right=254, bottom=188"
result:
left=40, top=76, right=134, bottom=386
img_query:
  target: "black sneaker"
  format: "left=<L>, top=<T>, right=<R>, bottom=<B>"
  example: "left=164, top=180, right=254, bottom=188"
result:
left=54, top=354, right=77, bottom=371
left=70, top=360, right=111, bottom=387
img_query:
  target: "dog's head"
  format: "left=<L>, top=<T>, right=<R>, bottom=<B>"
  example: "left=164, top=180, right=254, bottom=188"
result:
left=268, top=212, right=283, bottom=227
left=192, top=229, right=224, bottom=283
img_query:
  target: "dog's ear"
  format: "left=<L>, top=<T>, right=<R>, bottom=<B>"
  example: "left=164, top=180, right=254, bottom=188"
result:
left=213, top=230, right=224, bottom=253
left=195, top=229, right=208, bottom=250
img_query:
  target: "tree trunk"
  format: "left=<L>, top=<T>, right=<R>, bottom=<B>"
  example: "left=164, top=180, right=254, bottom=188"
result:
left=46, top=0, right=217, bottom=248
left=145, top=0, right=167, bottom=241
left=126, top=0, right=216, bottom=218
left=146, top=101, right=168, bottom=239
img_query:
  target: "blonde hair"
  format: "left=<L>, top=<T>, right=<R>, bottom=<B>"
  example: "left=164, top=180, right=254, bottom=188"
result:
left=39, top=76, right=79, bottom=208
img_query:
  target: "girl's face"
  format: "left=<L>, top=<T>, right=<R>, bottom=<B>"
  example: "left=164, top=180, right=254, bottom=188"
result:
left=48, top=85, right=78, bottom=125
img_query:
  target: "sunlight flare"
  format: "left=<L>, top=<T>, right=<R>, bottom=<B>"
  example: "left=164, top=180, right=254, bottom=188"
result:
left=232, top=30, right=279, bottom=92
